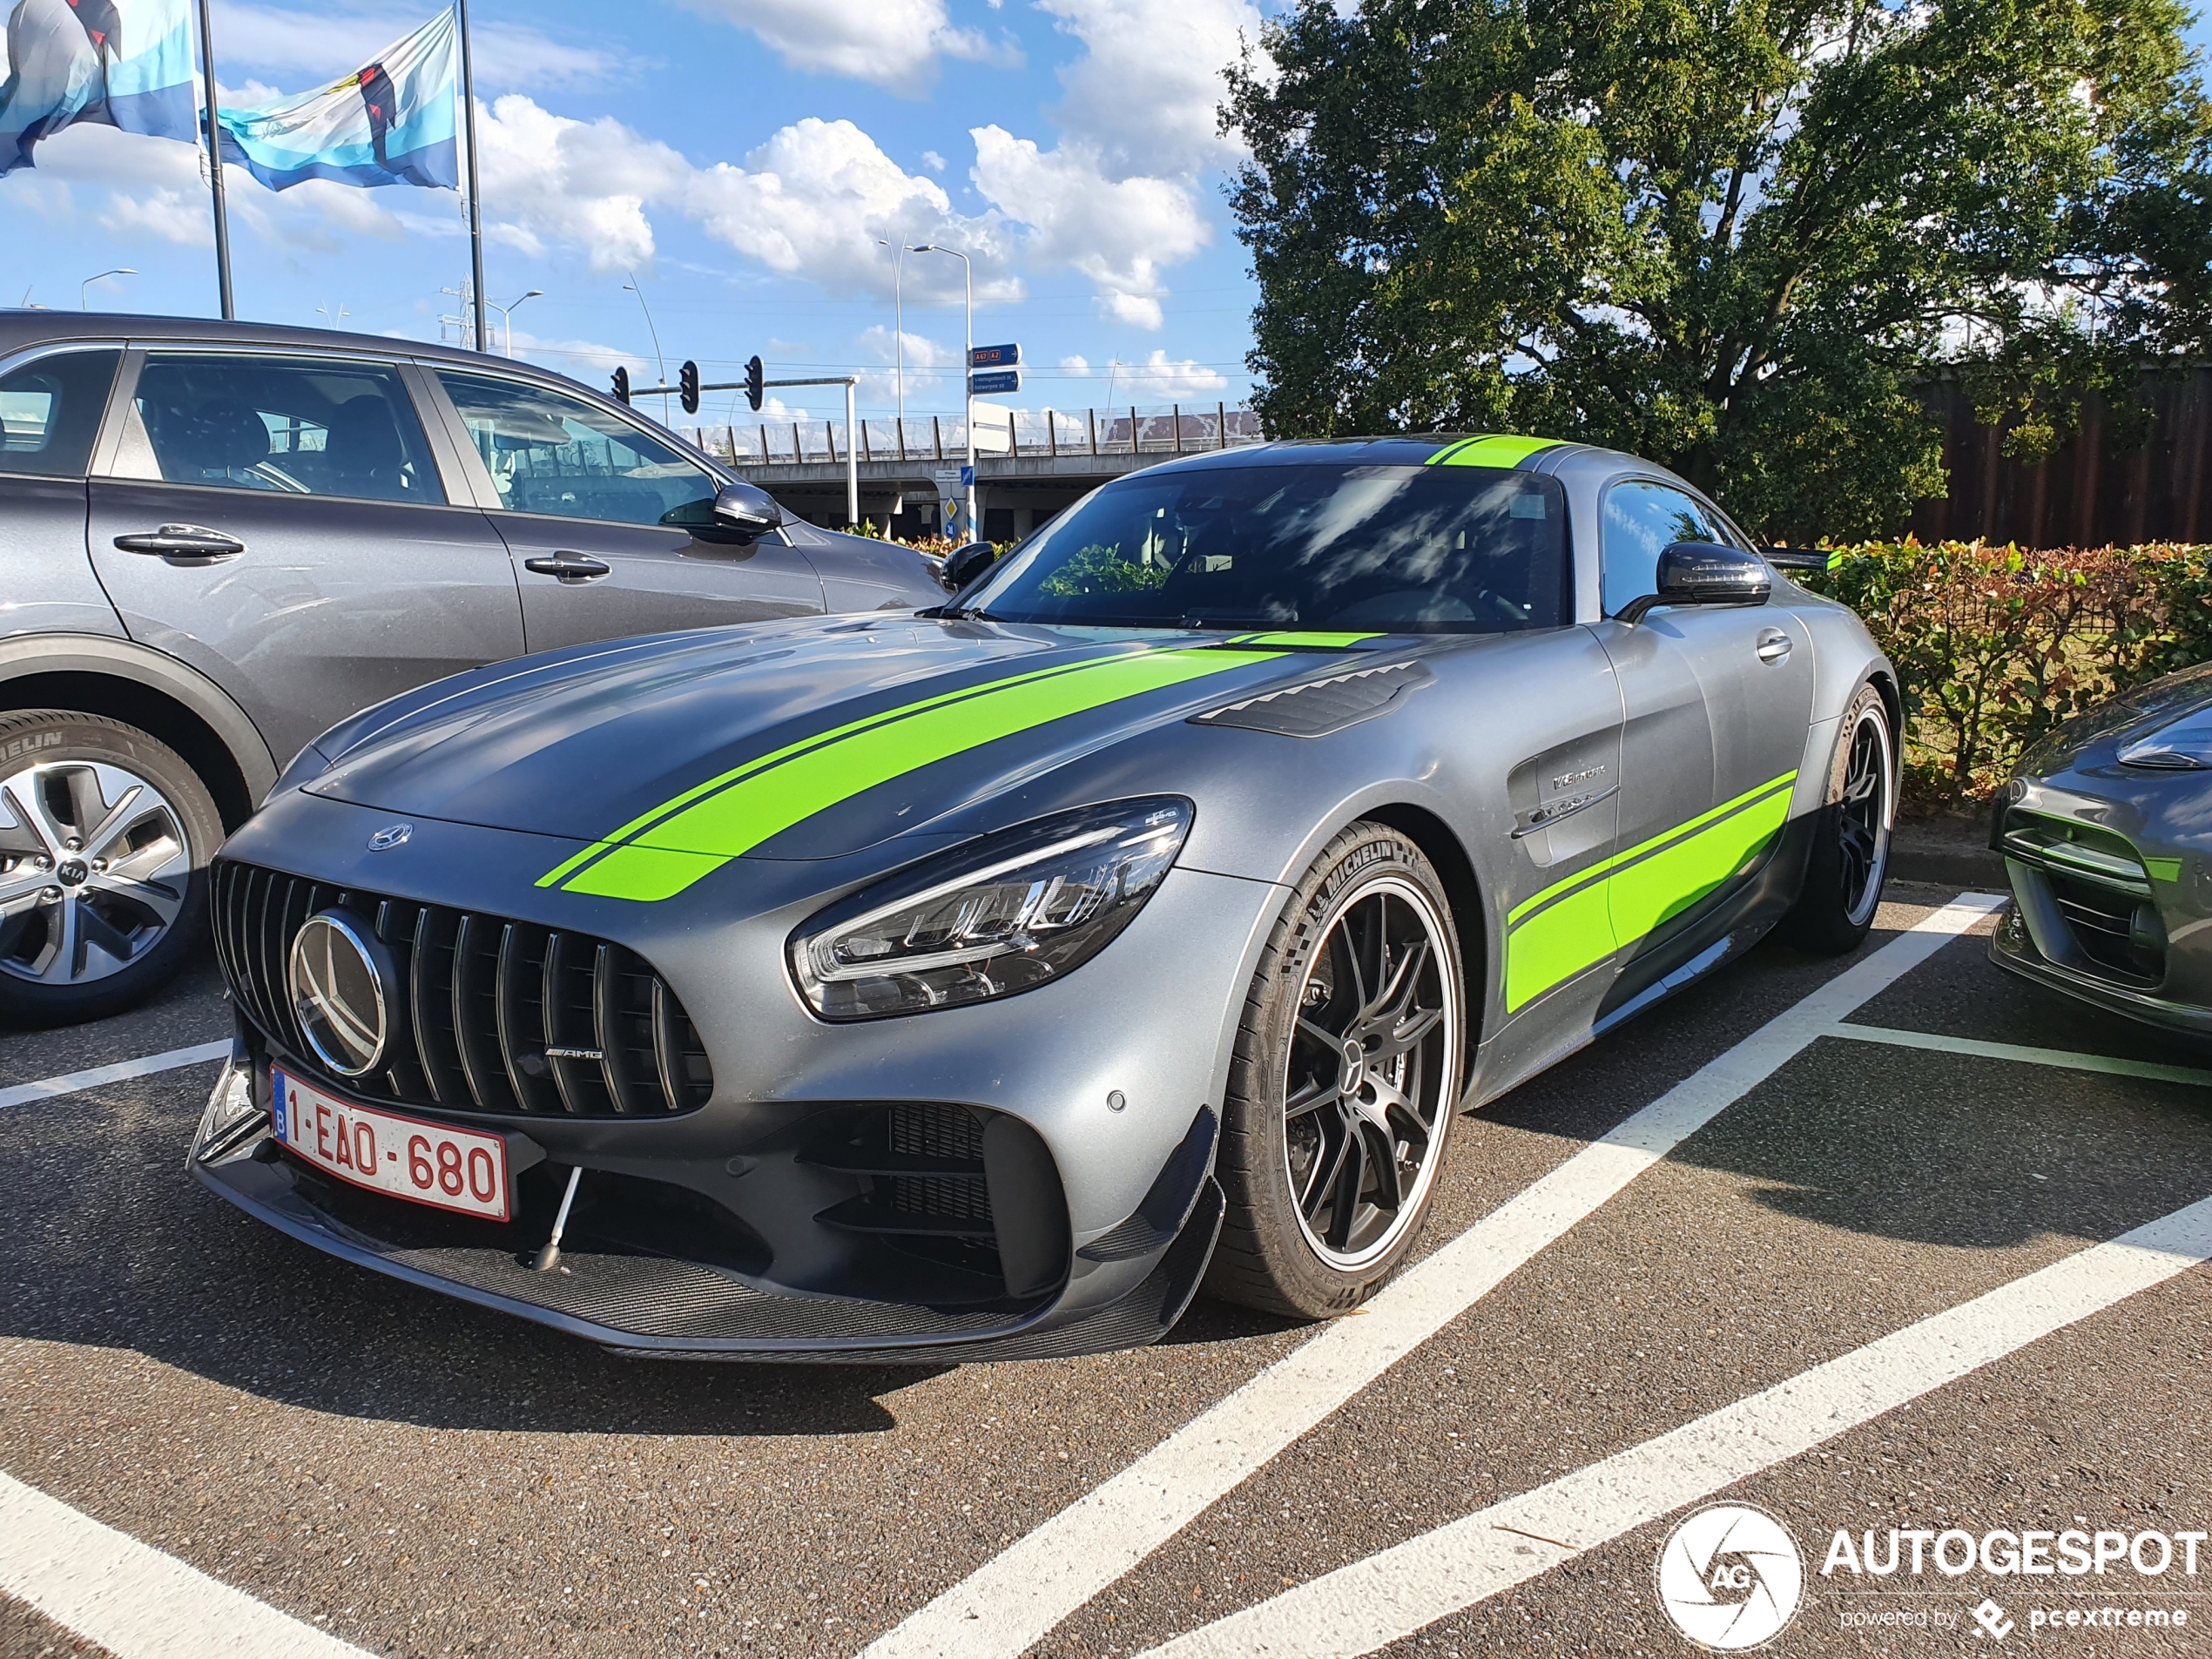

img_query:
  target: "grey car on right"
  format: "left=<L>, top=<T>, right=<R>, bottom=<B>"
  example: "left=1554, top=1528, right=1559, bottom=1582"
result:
left=1992, top=661, right=2212, bottom=1039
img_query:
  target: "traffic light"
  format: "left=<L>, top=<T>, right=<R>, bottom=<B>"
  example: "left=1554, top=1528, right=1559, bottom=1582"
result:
left=679, top=360, right=700, bottom=415
left=745, top=355, right=765, bottom=412
left=611, top=365, right=631, bottom=405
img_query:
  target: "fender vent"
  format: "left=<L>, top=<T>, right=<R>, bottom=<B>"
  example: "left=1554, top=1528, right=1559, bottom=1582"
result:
left=1190, top=660, right=1433, bottom=738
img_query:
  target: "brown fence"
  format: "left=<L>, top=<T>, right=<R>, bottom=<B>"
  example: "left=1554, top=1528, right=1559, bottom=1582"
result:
left=1909, top=365, right=2212, bottom=549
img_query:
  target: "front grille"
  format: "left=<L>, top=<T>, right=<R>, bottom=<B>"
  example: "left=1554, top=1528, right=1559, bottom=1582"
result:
left=212, top=859, right=712, bottom=1116
left=2000, top=813, right=2166, bottom=988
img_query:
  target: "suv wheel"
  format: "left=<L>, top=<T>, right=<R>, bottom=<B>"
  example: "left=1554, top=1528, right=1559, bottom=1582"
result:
left=0, top=710, right=222, bottom=1027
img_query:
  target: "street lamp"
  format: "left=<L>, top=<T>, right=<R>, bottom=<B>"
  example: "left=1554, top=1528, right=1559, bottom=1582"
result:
left=80, top=268, right=135, bottom=309
left=875, top=239, right=909, bottom=430
left=912, top=243, right=972, bottom=543
left=482, top=288, right=543, bottom=358
left=623, top=273, right=669, bottom=422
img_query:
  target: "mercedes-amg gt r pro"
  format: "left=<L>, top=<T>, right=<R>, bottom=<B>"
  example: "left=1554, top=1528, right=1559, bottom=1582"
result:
left=192, top=435, right=1898, bottom=1362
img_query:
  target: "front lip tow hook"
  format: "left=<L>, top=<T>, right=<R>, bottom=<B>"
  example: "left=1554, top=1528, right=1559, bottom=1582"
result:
left=531, top=1166, right=584, bottom=1273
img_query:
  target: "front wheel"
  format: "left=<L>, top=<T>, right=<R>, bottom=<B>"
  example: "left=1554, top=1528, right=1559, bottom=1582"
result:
left=1204, top=822, right=1466, bottom=1318
left=1781, top=684, right=1895, bottom=954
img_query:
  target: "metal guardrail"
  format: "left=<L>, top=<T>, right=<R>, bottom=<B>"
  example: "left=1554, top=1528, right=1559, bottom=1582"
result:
left=681, top=404, right=1267, bottom=469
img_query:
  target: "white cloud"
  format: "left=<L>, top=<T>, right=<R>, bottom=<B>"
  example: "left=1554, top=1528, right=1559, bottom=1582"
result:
left=99, top=186, right=213, bottom=246
left=504, top=327, right=651, bottom=380
left=1040, top=0, right=1259, bottom=177
left=474, top=95, right=691, bottom=272
left=687, top=118, right=1019, bottom=302
left=1107, top=350, right=1230, bottom=399
left=921, top=150, right=947, bottom=172
left=674, top=0, right=1017, bottom=88
left=212, top=3, right=623, bottom=92
left=1059, top=354, right=1090, bottom=374
left=969, top=125, right=1208, bottom=327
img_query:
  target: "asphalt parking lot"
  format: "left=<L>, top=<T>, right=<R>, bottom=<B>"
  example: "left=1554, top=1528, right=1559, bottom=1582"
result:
left=0, top=880, right=2207, bottom=1658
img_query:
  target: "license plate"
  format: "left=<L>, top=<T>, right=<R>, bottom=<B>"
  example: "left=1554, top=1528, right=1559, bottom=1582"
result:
left=272, top=1068, right=512, bottom=1221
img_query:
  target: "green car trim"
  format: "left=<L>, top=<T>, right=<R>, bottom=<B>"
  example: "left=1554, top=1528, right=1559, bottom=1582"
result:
left=1227, top=631, right=1382, bottom=649
left=1503, top=770, right=1799, bottom=1012
left=1426, top=434, right=1564, bottom=469
left=542, top=645, right=1287, bottom=903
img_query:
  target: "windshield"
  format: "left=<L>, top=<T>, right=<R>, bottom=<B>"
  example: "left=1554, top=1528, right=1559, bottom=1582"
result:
left=964, top=463, right=1570, bottom=632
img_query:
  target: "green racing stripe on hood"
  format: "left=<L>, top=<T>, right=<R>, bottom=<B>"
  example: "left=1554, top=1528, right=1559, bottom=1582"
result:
left=543, top=645, right=1286, bottom=902
left=1426, top=434, right=1563, bottom=469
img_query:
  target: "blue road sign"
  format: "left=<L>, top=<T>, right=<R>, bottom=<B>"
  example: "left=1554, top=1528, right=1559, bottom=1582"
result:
left=970, top=343, right=1021, bottom=368
left=969, top=369, right=1022, bottom=395
left=960, top=464, right=975, bottom=488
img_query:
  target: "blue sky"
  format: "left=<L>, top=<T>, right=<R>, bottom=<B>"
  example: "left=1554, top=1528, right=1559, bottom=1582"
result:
left=2, top=0, right=1269, bottom=430
left=3, top=0, right=2207, bottom=437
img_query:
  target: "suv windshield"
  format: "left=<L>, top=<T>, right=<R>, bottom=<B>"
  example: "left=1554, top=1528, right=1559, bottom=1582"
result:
left=965, top=462, right=1570, bottom=632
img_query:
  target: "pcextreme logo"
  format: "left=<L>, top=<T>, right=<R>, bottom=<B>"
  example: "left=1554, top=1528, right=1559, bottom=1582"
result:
left=1656, top=1504, right=1807, bottom=1650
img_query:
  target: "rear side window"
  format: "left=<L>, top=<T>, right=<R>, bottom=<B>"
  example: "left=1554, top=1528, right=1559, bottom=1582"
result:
left=0, top=349, right=120, bottom=478
left=122, top=354, right=444, bottom=504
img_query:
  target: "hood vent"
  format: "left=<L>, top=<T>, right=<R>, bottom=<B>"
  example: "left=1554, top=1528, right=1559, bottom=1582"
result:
left=1190, top=660, right=1432, bottom=738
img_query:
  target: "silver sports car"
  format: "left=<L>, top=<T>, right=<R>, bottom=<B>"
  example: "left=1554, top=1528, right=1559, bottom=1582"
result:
left=190, top=435, right=1898, bottom=1361
left=1993, top=661, right=2212, bottom=1039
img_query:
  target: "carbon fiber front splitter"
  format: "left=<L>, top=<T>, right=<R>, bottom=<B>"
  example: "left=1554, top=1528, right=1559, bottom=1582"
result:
left=189, top=1059, right=1224, bottom=1365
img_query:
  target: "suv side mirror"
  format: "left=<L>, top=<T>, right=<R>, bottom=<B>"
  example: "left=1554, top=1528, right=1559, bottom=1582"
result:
left=711, top=482, right=783, bottom=540
left=944, top=541, right=996, bottom=591
left=1616, top=541, right=1771, bottom=624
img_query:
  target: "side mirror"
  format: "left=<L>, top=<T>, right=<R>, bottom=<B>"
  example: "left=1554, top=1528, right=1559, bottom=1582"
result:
left=1616, top=541, right=1771, bottom=624
left=711, top=482, right=783, bottom=539
left=944, top=540, right=996, bottom=591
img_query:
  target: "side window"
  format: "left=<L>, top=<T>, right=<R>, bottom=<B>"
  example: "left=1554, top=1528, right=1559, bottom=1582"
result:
left=0, top=349, right=121, bottom=479
left=125, top=354, right=444, bottom=504
left=435, top=371, right=719, bottom=529
left=1599, top=480, right=1727, bottom=616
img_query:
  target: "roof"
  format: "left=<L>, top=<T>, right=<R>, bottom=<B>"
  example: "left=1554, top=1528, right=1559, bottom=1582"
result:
left=0, top=309, right=577, bottom=383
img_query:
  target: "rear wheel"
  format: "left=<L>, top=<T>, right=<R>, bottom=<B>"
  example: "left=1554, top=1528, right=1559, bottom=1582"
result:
left=1204, top=822, right=1466, bottom=1318
left=0, top=710, right=220, bottom=1028
left=1781, top=684, right=1894, bottom=954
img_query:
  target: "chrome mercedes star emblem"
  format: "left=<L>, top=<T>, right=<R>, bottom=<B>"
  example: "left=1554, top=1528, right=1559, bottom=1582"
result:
left=367, top=823, right=412, bottom=851
left=287, top=912, right=388, bottom=1076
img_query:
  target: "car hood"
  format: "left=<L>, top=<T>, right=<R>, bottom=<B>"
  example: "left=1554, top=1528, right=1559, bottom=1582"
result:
left=2021, top=658, right=2212, bottom=775
left=303, top=616, right=1384, bottom=900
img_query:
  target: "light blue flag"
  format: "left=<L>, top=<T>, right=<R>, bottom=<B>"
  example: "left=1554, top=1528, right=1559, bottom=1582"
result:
left=0, top=0, right=197, bottom=174
left=215, top=7, right=456, bottom=192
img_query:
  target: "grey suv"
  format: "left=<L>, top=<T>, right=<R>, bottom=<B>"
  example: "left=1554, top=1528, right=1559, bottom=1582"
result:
left=0, top=312, right=942, bottom=1026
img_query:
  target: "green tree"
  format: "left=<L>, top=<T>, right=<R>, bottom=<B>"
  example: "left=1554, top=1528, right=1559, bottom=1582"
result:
left=1224, top=0, right=2212, bottom=541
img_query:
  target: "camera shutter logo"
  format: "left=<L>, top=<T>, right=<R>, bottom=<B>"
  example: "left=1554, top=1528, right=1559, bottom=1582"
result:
left=1655, top=1503, right=1805, bottom=1650
left=287, top=913, right=388, bottom=1076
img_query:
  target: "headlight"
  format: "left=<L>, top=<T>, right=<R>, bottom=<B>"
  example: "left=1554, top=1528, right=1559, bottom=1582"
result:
left=790, top=797, right=1192, bottom=1021
left=2120, top=709, right=2212, bottom=770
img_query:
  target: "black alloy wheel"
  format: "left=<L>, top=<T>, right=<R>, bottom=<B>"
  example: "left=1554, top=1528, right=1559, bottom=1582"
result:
left=1205, top=822, right=1466, bottom=1318
left=1782, top=684, right=1894, bottom=954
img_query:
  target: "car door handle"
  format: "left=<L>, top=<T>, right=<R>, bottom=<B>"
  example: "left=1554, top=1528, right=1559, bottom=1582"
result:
left=1755, top=627, right=1793, bottom=664
left=523, top=553, right=612, bottom=583
left=112, top=523, right=246, bottom=561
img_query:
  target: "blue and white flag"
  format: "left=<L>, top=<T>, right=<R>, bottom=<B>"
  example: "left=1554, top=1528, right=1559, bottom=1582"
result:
left=0, top=0, right=197, bottom=174
left=215, top=7, right=456, bottom=191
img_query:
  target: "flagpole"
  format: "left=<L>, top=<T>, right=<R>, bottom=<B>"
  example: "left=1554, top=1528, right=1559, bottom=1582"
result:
left=455, top=0, right=487, bottom=351
left=194, top=0, right=234, bottom=319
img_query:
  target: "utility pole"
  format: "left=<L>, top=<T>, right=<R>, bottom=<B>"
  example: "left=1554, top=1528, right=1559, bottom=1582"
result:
left=913, top=244, right=974, bottom=543
left=193, top=0, right=233, bottom=319
left=877, top=239, right=910, bottom=429
left=456, top=0, right=487, bottom=350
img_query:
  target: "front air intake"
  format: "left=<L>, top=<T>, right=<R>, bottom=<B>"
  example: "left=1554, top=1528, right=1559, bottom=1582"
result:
left=211, top=859, right=712, bottom=1117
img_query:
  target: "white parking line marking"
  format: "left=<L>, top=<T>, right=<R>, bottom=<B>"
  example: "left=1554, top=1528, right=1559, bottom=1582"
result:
left=862, top=894, right=2008, bottom=1659
left=0, top=1042, right=230, bottom=1112
left=1137, top=1192, right=2212, bottom=1659
left=1828, top=1022, right=2212, bottom=1086
left=0, top=1468, right=374, bottom=1659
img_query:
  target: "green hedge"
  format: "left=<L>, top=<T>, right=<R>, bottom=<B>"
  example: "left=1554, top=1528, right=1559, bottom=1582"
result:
left=1799, top=541, right=2212, bottom=803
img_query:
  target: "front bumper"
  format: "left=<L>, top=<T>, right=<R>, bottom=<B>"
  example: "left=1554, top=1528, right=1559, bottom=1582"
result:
left=1987, top=899, right=2212, bottom=1043
left=192, top=1037, right=1226, bottom=1362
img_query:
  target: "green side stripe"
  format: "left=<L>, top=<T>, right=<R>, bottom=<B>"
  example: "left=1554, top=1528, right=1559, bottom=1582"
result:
left=1507, top=771, right=1799, bottom=926
left=1426, top=434, right=1563, bottom=469
left=1503, top=772, right=1798, bottom=1012
left=549, top=648, right=1284, bottom=902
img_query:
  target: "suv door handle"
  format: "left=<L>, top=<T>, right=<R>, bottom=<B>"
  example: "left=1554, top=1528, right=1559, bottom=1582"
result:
left=113, top=524, right=246, bottom=561
left=1755, top=627, right=1793, bottom=664
left=523, top=553, right=612, bottom=583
